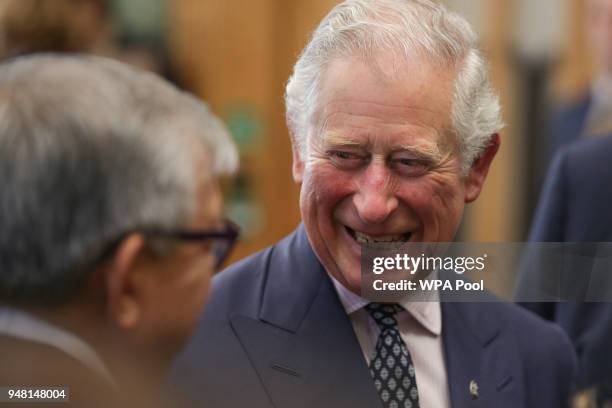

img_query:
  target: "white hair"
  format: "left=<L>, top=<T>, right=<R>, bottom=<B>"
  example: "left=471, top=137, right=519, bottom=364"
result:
left=285, top=0, right=503, bottom=173
left=0, top=54, right=238, bottom=302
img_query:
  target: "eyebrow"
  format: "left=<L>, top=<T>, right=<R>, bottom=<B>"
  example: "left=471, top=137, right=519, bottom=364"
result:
left=391, top=144, right=444, bottom=162
left=321, top=131, right=444, bottom=162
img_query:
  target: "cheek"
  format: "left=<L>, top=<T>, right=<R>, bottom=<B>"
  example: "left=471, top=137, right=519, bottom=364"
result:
left=181, top=255, right=213, bottom=304
left=168, top=257, right=213, bottom=339
left=434, top=178, right=465, bottom=212
left=164, top=254, right=212, bottom=318
left=301, top=165, right=354, bottom=215
left=399, top=176, right=465, bottom=223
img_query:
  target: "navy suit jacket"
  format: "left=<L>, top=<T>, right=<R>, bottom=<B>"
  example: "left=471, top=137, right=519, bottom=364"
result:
left=535, top=94, right=591, bottom=192
left=546, top=95, right=591, bottom=155
left=172, top=225, right=575, bottom=407
left=518, top=136, right=612, bottom=389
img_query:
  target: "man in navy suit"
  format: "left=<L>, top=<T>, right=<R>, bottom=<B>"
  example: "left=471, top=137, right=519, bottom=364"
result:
left=518, top=136, right=612, bottom=399
left=542, top=0, right=612, bottom=170
left=172, top=1, right=576, bottom=407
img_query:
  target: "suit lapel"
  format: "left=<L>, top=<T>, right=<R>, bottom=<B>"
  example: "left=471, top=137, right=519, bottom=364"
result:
left=230, top=226, right=382, bottom=408
left=228, top=229, right=525, bottom=407
left=442, top=297, right=523, bottom=408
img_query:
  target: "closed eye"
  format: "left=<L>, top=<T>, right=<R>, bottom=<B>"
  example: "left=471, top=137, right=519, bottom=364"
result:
left=327, top=150, right=368, bottom=169
left=397, top=158, right=419, bottom=166
left=331, top=151, right=354, bottom=160
left=390, top=156, right=430, bottom=177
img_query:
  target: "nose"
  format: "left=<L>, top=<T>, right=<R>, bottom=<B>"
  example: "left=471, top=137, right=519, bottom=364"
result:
left=353, top=161, right=398, bottom=224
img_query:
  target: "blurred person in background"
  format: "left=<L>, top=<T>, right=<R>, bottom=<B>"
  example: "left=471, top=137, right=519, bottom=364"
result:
left=171, top=1, right=576, bottom=407
left=522, top=2, right=612, bottom=404
left=546, top=0, right=612, bottom=159
left=0, top=0, right=174, bottom=80
left=0, top=0, right=111, bottom=58
left=0, top=54, right=238, bottom=406
left=518, top=135, right=612, bottom=408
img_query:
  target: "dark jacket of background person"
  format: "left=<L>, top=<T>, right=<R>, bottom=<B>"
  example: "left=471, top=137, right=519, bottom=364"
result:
left=533, top=0, right=612, bottom=218
left=518, top=135, right=612, bottom=392
left=544, top=95, right=591, bottom=164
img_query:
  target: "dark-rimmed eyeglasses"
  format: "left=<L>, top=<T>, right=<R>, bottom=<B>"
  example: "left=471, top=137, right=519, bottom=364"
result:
left=145, top=219, right=240, bottom=269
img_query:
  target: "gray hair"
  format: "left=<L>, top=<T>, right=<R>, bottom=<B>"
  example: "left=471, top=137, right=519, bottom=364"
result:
left=0, top=54, right=238, bottom=303
left=285, top=0, right=503, bottom=173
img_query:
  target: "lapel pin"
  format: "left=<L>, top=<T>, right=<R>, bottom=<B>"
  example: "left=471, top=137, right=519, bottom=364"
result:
left=469, top=380, right=479, bottom=400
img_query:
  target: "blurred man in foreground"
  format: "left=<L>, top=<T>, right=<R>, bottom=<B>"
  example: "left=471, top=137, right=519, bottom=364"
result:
left=172, top=1, right=576, bottom=407
left=0, top=55, right=238, bottom=406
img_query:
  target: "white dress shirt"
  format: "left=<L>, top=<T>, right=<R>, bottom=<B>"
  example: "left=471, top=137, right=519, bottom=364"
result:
left=331, top=277, right=451, bottom=408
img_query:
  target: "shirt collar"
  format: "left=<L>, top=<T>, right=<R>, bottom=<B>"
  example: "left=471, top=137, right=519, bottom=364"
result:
left=0, top=307, right=116, bottom=386
left=330, top=274, right=442, bottom=336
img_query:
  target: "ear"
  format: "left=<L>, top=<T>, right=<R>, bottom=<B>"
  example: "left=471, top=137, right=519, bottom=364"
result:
left=464, top=133, right=500, bottom=203
left=104, top=233, right=146, bottom=330
left=292, top=144, right=305, bottom=183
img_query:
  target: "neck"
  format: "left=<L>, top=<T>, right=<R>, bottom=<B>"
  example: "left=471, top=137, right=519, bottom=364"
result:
left=24, top=302, right=169, bottom=391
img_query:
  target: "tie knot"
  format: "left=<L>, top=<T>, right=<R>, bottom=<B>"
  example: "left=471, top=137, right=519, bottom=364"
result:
left=365, top=303, right=402, bottom=328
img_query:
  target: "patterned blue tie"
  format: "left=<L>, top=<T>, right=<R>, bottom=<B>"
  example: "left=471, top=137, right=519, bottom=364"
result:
left=365, top=303, right=420, bottom=408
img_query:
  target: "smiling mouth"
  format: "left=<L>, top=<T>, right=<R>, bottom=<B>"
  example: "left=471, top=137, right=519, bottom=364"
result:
left=345, top=226, right=412, bottom=244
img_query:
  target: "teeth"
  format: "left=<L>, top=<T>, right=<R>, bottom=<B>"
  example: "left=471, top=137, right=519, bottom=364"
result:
left=353, top=230, right=410, bottom=244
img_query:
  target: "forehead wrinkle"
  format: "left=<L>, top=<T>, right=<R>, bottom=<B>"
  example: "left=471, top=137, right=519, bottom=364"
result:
left=319, top=114, right=444, bottom=139
left=320, top=130, right=368, bottom=147
left=316, top=110, right=371, bottom=137
left=316, top=107, right=450, bottom=146
left=320, top=100, right=445, bottom=125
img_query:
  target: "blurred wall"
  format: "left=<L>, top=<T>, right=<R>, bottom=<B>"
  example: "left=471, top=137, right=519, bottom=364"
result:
left=166, top=0, right=590, bottom=263
left=169, top=0, right=341, bottom=263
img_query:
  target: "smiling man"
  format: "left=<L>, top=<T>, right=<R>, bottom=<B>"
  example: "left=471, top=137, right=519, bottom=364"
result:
left=296, top=54, right=476, bottom=294
left=172, top=1, right=576, bottom=407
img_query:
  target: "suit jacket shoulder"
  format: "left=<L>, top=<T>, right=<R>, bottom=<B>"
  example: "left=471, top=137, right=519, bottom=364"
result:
left=0, top=334, right=117, bottom=408
left=170, top=225, right=381, bottom=408
left=172, top=227, right=576, bottom=408
left=530, top=135, right=612, bottom=242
